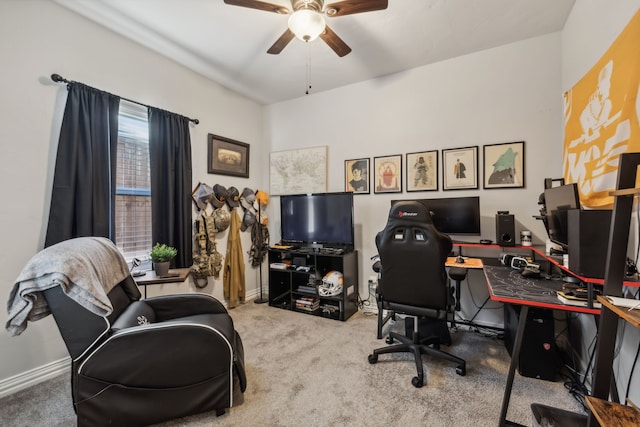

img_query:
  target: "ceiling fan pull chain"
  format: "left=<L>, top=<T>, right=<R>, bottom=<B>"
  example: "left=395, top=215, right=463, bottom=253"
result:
left=305, top=43, right=312, bottom=95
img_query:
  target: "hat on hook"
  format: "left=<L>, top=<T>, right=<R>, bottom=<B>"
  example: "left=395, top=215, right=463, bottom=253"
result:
left=212, top=184, right=228, bottom=209
left=240, top=187, right=256, bottom=210
left=226, top=186, right=240, bottom=208
left=240, top=209, right=256, bottom=232
left=256, top=190, right=269, bottom=206
left=193, top=183, right=213, bottom=210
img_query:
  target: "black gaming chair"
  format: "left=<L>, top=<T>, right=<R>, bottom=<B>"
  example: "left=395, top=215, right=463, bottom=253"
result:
left=19, top=238, right=247, bottom=426
left=367, top=201, right=466, bottom=388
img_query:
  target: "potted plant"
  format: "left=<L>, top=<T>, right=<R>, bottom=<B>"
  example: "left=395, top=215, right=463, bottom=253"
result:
left=150, top=243, right=177, bottom=277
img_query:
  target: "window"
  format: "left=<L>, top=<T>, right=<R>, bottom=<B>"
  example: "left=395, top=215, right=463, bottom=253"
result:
left=115, top=100, right=152, bottom=261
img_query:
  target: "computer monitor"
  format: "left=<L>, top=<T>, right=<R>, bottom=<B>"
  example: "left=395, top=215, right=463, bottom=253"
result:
left=543, top=183, right=580, bottom=250
left=391, top=196, right=481, bottom=235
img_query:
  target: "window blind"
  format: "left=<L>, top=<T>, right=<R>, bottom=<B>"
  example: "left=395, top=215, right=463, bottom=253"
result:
left=115, top=100, right=152, bottom=261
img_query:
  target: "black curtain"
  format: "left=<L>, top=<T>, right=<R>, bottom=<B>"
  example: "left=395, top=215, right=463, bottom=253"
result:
left=45, top=83, right=120, bottom=247
left=148, top=108, right=193, bottom=268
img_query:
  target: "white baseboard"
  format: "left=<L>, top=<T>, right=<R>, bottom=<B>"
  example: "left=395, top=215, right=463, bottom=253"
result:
left=0, top=357, right=70, bottom=399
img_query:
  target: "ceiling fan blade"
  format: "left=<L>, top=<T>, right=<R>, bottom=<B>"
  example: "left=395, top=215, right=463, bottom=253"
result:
left=267, top=29, right=295, bottom=54
left=319, top=25, right=352, bottom=57
left=324, top=0, right=388, bottom=17
left=223, top=0, right=289, bottom=14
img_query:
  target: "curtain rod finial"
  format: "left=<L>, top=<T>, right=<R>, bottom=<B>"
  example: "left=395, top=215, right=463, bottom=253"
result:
left=51, top=74, right=66, bottom=83
left=192, top=119, right=199, bottom=125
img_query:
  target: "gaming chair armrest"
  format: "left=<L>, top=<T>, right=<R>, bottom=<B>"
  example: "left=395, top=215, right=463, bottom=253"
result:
left=144, top=293, right=228, bottom=321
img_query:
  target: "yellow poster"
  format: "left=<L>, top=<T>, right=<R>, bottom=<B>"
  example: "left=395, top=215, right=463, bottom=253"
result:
left=563, top=8, right=640, bottom=208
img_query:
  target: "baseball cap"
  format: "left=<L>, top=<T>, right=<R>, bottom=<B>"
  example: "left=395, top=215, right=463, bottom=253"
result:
left=240, top=187, right=256, bottom=210
left=255, top=190, right=269, bottom=206
left=212, top=184, right=228, bottom=209
left=227, top=186, right=240, bottom=208
left=192, top=183, right=213, bottom=210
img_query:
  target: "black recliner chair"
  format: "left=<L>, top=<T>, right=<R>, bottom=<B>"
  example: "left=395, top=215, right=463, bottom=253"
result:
left=24, top=239, right=247, bottom=426
left=368, top=201, right=466, bottom=388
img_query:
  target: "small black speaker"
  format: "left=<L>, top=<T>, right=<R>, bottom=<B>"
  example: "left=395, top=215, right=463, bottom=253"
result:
left=568, top=209, right=612, bottom=279
left=496, top=213, right=516, bottom=246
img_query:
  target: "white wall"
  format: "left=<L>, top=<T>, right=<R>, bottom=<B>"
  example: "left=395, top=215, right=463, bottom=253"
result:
left=266, top=32, right=564, bottom=326
left=0, top=0, right=264, bottom=385
left=561, top=1, right=640, bottom=403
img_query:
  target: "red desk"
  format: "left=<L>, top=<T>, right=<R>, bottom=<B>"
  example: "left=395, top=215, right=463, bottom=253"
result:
left=483, top=265, right=598, bottom=426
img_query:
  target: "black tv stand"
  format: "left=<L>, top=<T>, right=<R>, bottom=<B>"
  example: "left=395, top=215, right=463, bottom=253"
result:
left=268, top=247, right=359, bottom=321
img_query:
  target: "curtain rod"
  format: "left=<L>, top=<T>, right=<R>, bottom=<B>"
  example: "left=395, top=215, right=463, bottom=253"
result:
left=50, top=73, right=199, bottom=125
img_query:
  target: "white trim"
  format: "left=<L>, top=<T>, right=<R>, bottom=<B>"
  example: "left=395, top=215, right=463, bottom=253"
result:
left=0, top=357, right=70, bottom=399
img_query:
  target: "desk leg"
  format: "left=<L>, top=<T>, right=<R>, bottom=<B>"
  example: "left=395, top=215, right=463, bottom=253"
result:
left=499, top=305, right=528, bottom=427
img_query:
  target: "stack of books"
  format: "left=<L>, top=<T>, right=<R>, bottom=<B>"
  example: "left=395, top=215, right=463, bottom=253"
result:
left=295, top=296, right=319, bottom=312
left=557, top=291, right=602, bottom=308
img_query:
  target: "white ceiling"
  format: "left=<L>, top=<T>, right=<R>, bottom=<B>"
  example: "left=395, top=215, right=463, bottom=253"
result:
left=55, top=0, right=576, bottom=105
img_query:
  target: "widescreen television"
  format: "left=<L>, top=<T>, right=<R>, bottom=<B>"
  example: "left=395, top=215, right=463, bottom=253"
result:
left=280, top=192, right=355, bottom=251
left=543, top=183, right=581, bottom=249
left=391, top=196, right=481, bottom=235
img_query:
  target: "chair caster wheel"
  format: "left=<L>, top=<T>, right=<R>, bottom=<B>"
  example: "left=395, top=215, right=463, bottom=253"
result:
left=456, top=365, right=466, bottom=376
left=368, top=354, right=378, bottom=364
left=412, top=376, right=423, bottom=388
left=385, top=336, right=394, bottom=344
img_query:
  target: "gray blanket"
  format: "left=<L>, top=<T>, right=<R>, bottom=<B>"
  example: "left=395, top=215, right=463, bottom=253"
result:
left=6, top=237, right=131, bottom=336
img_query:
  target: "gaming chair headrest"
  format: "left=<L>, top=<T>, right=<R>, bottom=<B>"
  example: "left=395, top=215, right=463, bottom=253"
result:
left=387, top=201, right=433, bottom=224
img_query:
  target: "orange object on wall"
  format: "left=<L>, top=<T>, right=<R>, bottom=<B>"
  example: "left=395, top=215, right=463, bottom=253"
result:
left=563, top=9, right=640, bottom=208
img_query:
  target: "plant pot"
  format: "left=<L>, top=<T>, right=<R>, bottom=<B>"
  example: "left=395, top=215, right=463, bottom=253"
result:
left=154, top=261, right=170, bottom=277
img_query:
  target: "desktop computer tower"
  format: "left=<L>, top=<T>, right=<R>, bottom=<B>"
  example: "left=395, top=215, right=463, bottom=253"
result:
left=503, top=304, right=556, bottom=381
left=567, top=209, right=612, bottom=279
left=495, top=213, right=516, bottom=246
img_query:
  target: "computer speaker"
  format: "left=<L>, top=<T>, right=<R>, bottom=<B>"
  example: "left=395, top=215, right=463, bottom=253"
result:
left=496, top=212, right=516, bottom=246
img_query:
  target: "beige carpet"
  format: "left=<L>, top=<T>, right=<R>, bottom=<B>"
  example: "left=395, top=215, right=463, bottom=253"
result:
left=1, top=301, right=585, bottom=426
left=158, top=302, right=584, bottom=427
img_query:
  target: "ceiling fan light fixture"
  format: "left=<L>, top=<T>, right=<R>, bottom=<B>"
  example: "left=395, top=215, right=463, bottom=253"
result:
left=288, top=9, right=326, bottom=42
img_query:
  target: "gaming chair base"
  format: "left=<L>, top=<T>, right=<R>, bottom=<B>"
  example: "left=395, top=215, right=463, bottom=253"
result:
left=368, top=328, right=466, bottom=388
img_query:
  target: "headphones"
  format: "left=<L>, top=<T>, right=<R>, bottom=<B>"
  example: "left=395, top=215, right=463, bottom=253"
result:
left=499, top=253, right=540, bottom=271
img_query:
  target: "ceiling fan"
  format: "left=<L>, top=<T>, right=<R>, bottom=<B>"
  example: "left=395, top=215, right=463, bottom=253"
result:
left=223, top=0, right=388, bottom=57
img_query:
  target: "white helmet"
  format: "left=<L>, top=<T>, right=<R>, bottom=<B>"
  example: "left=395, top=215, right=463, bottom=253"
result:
left=319, top=271, right=344, bottom=297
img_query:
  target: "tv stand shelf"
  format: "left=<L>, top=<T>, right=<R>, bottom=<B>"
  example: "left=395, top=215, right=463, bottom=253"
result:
left=268, top=248, right=359, bottom=321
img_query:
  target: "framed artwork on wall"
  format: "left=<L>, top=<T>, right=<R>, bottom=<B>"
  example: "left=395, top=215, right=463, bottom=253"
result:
left=406, top=150, right=438, bottom=192
left=483, top=141, right=525, bottom=189
left=269, top=146, right=327, bottom=195
left=207, top=133, right=250, bottom=178
left=442, top=146, right=478, bottom=190
left=374, top=155, right=402, bottom=194
left=345, top=158, right=370, bottom=194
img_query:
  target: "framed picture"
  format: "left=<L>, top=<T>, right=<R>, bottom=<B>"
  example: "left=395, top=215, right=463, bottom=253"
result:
left=374, top=155, right=402, bottom=194
left=483, top=141, right=525, bottom=189
left=442, top=146, right=478, bottom=190
left=207, top=133, right=250, bottom=178
left=406, top=150, right=438, bottom=192
left=345, top=158, right=370, bottom=194
left=270, top=146, right=327, bottom=195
